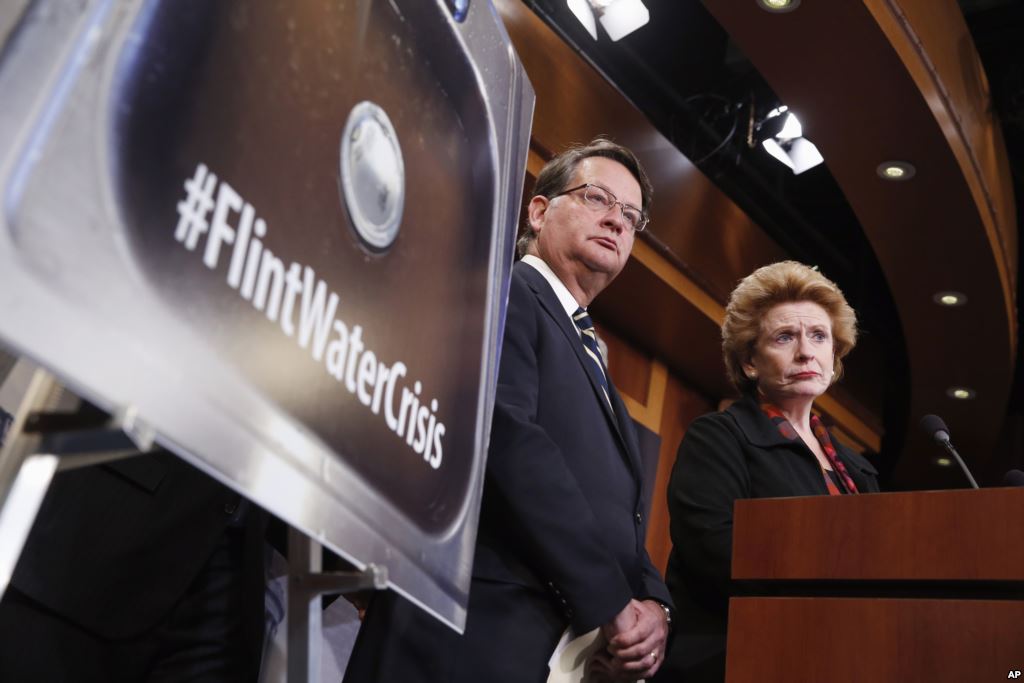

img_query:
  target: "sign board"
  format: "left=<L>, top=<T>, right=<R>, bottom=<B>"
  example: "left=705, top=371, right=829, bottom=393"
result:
left=0, top=0, right=534, bottom=631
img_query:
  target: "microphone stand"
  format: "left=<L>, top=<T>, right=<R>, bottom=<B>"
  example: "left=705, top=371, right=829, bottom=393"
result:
left=937, top=436, right=979, bottom=489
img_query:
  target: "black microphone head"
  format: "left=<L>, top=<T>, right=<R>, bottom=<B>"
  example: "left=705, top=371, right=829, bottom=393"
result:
left=919, top=414, right=951, bottom=443
left=1001, top=469, right=1024, bottom=487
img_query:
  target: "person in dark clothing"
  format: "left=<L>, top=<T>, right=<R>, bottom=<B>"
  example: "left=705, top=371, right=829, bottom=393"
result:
left=0, top=440, right=267, bottom=683
left=656, top=261, right=880, bottom=683
left=343, top=139, right=673, bottom=683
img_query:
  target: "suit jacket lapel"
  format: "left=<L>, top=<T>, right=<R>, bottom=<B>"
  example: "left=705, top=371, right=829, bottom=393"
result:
left=605, top=376, right=643, bottom=478
left=518, top=264, right=639, bottom=475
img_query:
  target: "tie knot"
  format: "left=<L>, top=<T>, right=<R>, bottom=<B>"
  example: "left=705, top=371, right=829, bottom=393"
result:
left=572, top=307, right=595, bottom=333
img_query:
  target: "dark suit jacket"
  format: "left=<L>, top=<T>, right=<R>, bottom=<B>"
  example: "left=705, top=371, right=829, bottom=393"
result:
left=656, top=395, right=880, bottom=682
left=344, top=261, right=671, bottom=683
left=7, top=449, right=264, bottom=640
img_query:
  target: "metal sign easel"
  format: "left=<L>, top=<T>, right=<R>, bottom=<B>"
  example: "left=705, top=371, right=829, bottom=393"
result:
left=284, top=531, right=386, bottom=682
left=0, top=353, right=388, bottom=682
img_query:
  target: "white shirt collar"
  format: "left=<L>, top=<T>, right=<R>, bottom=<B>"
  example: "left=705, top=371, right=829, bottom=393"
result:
left=521, top=254, right=583, bottom=320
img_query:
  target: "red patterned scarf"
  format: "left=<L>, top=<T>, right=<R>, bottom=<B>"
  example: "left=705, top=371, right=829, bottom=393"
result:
left=760, top=402, right=859, bottom=495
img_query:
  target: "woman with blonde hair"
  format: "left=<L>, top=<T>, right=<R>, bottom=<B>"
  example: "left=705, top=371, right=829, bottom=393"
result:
left=654, top=261, right=880, bottom=682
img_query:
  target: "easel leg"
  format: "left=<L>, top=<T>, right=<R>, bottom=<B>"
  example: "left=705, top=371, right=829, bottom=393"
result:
left=287, top=528, right=323, bottom=683
left=284, top=527, right=387, bottom=683
left=0, top=360, right=65, bottom=599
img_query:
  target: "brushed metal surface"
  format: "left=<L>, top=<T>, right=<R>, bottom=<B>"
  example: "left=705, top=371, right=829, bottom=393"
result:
left=0, top=0, right=534, bottom=631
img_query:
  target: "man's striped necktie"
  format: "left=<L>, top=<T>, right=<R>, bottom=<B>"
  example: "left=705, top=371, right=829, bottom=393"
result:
left=572, top=307, right=613, bottom=411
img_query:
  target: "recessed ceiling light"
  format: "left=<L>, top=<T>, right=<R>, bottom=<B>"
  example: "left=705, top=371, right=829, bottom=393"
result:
left=758, top=0, right=800, bottom=12
left=933, top=291, right=967, bottom=307
left=877, top=161, right=916, bottom=181
left=946, top=387, right=976, bottom=400
left=935, top=456, right=953, bottom=467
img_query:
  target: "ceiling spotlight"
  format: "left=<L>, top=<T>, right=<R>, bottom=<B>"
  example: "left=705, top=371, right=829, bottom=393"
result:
left=933, top=291, right=967, bottom=307
left=946, top=387, right=976, bottom=400
left=758, top=0, right=801, bottom=12
left=755, top=106, right=824, bottom=175
left=877, top=161, right=916, bottom=181
left=567, top=0, right=650, bottom=41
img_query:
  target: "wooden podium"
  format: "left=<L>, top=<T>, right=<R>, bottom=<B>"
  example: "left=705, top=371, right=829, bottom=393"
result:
left=726, top=488, right=1024, bottom=682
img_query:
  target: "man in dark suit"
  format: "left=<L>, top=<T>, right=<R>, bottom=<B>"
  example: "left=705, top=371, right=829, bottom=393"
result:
left=0, top=415, right=267, bottom=682
left=343, top=138, right=673, bottom=683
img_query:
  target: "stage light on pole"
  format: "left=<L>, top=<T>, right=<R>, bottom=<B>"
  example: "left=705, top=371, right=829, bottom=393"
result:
left=774, top=110, right=802, bottom=139
left=567, top=0, right=649, bottom=42
left=568, top=0, right=598, bottom=39
left=756, top=106, right=824, bottom=175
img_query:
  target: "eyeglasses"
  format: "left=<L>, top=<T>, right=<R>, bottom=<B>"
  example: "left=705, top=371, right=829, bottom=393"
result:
left=552, top=183, right=649, bottom=232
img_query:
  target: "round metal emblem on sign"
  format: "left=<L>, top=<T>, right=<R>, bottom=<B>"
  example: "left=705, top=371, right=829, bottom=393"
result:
left=339, top=101, right=405, bottom=252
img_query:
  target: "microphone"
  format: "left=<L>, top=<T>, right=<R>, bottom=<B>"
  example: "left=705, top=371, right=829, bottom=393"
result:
left=919, top=414, right=979, bottom=489
left=1001, top=469, right=1024, bottom=487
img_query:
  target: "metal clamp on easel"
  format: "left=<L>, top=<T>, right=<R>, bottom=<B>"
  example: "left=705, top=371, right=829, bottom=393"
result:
left=0, top=357, right=157, bottom=600
left=286, top=528, right=387, bottom=683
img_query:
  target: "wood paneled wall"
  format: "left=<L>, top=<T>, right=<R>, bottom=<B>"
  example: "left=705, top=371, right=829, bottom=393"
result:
left=499, top=0, right=884, bottom=455
left=702, top=0, right=1018, bottom=488
left=595, top=322, right=714, bottom=573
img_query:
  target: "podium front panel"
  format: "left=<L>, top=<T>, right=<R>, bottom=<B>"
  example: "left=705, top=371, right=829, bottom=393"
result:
left=733, top=489, right=1024, bottom=582
left=727, top=597, right=1024, bottom=683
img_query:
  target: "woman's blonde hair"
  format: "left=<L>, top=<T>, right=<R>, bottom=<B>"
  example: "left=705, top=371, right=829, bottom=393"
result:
left=722, top=261, right=857, bottom=394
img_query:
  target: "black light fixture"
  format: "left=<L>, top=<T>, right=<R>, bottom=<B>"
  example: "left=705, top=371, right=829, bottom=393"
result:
left=754, top=106, right=824, bottom=175
left=567, top=0, right=650, bottom=41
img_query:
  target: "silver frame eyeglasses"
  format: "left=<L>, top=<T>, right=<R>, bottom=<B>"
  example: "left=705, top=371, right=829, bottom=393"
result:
left=553, top=183, right=649, bottom=232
